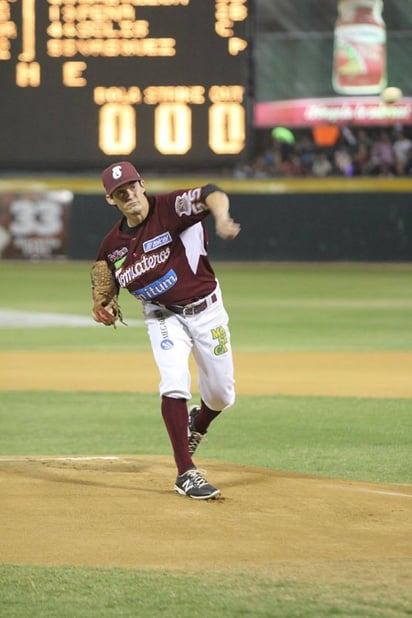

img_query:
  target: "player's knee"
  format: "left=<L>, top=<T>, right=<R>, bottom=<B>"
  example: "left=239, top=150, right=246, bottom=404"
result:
left=161, top=387, right=191, bottom=400
left=207, top=389, right=235, bottom=411
left=159, top=373, right=191, bottom=400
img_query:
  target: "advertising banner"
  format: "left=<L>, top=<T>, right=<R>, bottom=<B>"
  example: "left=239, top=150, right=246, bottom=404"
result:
left=0, top=191, right=72, bottom=259
left=254, top=0, right=412, bottom=127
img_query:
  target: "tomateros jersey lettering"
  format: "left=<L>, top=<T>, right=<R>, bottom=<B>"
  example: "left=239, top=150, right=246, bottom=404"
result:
left=118, top=247, right=171, bottom=287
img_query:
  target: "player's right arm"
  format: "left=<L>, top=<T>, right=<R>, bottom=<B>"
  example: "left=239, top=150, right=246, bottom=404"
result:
left=203, top=186, right=241, bottom=240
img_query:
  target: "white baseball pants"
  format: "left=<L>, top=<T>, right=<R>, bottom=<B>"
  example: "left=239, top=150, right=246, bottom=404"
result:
left=142, top=283, right=235, bottom=411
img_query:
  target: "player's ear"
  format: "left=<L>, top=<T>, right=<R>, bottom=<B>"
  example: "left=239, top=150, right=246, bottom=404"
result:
left=105, top=193, right=116, bottom=206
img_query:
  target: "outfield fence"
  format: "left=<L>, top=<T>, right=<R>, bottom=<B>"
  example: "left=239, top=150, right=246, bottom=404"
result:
left=0, top=177, right=411, bottom=262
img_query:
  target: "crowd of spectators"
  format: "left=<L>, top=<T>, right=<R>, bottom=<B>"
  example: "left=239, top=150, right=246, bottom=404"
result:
left=233, top=125, right=412, bottom=179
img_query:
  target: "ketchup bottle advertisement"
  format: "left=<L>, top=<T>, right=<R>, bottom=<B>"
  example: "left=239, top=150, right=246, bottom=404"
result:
left=332, top=0, right=387, bottom=94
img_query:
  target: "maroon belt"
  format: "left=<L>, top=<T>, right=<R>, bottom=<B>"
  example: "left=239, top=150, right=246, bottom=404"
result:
left=166, top=293, right=217, bottom=316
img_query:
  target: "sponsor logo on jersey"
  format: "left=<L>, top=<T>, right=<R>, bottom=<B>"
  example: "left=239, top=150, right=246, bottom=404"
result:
left=174, top=188, right=207, bottom=217
left=131, top=269, right=178, bottom=301
left=160, top=339, right=174, bottom=350
left=143, top=232, right=172, bottom=253
left=108, top=247, right=128, bottom=263
left=156, top=312, right=174, bottom=349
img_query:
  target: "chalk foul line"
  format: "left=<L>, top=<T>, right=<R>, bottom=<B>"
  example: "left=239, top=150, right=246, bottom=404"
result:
left=0, top=309, right=143, bottom=328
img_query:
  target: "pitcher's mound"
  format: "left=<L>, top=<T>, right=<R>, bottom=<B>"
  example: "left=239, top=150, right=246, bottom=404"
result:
left=1, top=455, right=411, bottom=570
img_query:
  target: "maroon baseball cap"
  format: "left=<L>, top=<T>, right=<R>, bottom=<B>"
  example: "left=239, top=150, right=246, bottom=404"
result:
left=102, top=161, right=141, bottom=195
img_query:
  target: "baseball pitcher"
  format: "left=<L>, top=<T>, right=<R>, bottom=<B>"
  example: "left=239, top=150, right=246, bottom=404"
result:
left=91, top=161, right=240, bottom=499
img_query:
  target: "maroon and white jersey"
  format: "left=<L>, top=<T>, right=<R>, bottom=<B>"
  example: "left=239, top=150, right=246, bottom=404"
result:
left=96, top=186, right=218, bottom=305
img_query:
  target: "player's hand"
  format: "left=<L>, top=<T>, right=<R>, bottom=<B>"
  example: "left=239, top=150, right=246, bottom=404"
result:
left=215, top=216, right=241, bottom=240
left=92, top=305, right=118, bottom=326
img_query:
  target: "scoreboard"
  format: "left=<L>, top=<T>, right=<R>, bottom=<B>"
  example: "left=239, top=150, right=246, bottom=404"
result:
left=0, top=0, right=251, bottom=170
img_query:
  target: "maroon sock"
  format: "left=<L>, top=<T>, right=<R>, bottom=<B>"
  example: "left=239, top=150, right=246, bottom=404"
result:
left=193, top=400, right=222, bottom=434
left=161, top=396, right=194, bottom=476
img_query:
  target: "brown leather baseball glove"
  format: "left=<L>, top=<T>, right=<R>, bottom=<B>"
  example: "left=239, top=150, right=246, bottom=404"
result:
left=91, top=260, right=126, bottom=327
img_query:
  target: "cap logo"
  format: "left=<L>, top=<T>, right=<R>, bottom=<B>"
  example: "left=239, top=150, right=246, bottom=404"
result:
left=112, top=165, right=123, bottom=180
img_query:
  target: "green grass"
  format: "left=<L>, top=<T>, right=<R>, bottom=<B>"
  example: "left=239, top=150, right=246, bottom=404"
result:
left=1, top=262, right=412, bottom=350
left=223, top=263, right=412, bottom=350
left=1, top=391, right=411, bottom=484
left=1, top=261, right=412, bottom=617
left=1, top=564, right=411, bottom=618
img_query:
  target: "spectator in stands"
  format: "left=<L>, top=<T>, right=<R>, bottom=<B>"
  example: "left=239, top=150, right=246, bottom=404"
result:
left=295, top=134, right=316, bottom=175
left=392, top=129, right=412, bottom=176
left=236, top=126, right=412, bottom=180
left=363, top=130, right=395, bottom=176
left=334, top=145, right=354, bottom=176
left=280, top=152, right=304, bottom=177
left=251, top=154, right=275, bottom=178
left=261, top=143, right=283, bottom=175
left=312, top=151, right=333, bottom=177
left=350, top=129, right=373, bottom=175
left=232, top=161, right=254, bottom=179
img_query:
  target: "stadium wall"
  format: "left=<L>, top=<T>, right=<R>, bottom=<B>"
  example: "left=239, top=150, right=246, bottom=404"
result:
left=69, top=178, right=412, bottom=262
left=0, top=177, right=411, bottom=262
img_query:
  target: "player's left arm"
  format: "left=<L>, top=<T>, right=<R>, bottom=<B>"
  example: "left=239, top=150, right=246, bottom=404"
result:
left=90, top=259, right=125, bottom=327
left=202, top=184, right=240, bottom=240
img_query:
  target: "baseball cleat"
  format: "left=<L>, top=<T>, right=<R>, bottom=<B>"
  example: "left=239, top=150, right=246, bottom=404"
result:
left=175, top=468, right=220, bottom=500
left=188, top=405, right=207, bottom=455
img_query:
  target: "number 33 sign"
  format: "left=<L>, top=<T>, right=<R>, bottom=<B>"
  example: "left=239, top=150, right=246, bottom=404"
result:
left=0, top=191, right=73, bottom=259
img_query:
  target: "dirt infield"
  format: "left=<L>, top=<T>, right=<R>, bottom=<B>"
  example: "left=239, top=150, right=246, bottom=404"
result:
left=1, top=350, right=412, bottom=578
left=1, top=455, right=412, bottom=571
left=2, top=350, right=412, bottom=397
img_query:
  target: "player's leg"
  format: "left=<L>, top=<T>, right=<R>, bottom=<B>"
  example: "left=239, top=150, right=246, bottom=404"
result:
left=191, top=292, right=235, bottom=412
left=143, top=304, right=192, bottom=399
left=143, top=304, right=219, bottom=498
left=143, top=304, right=192, bottom=470
left=188, top=290, right=235, bottom=452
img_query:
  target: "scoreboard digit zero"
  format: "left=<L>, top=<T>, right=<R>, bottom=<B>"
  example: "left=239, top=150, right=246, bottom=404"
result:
left=0, top=0, right=250, bottom=170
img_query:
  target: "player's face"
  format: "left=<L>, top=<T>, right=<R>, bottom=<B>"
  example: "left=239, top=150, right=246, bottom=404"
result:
left=107, top=180, right=149, bottom=224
